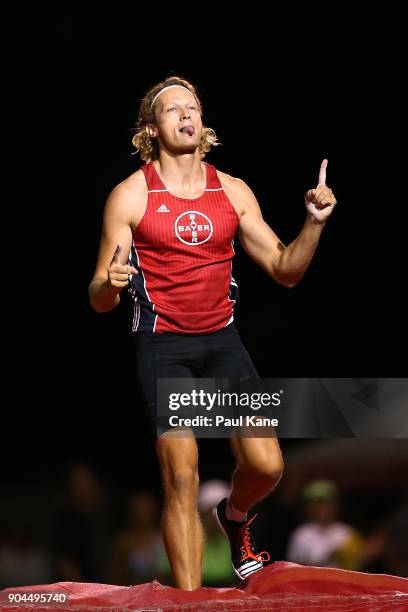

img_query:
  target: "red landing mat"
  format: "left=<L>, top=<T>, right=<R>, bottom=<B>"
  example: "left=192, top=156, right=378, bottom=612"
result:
left=1, top=562, right=408, bottom=611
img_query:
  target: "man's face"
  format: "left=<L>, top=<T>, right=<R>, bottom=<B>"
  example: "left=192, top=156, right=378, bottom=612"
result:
left=306, top=498, right=338, bottom=524
left=149, top=87, right=202, bottom=154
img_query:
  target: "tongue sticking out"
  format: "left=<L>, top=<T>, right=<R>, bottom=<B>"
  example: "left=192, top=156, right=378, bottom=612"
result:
left=180, top=127, right=195, bottom=136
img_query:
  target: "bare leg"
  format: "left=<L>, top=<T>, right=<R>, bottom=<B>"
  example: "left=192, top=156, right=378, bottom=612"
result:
left=229, top=436, right=284, bottom=512
left=156, top=430, right=204, bottom=590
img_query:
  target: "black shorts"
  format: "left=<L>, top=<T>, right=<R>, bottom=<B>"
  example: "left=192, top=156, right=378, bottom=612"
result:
left=132, top=322, right=259, bottom=436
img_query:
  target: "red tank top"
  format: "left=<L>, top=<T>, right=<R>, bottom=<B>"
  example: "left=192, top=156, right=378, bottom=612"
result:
left=128, top=161, right=240, bottom=334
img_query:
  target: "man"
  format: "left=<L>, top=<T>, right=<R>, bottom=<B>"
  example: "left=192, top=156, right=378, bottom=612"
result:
left=89, top=76, right=337, bottom=590
left=286, top=480, right=364, bottom=570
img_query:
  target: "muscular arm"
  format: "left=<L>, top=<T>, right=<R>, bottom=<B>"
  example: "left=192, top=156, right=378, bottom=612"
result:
left=273, top=214, right=326, bottom=288
left=223, top=176, right=327, bottom=288
left=89, top=177, right=145, bottom=312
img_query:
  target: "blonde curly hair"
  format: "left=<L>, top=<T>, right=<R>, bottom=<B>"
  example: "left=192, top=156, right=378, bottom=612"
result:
left=131, top=76, right=220, bottom=162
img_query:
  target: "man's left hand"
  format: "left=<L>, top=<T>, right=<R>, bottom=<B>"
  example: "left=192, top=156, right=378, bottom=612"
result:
left=305, top=159, right=337, bottom=224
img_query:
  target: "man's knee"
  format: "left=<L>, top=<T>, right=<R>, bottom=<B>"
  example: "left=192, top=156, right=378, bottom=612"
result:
left=163, top=466, right=199, bottom=499
left=156, top=437, right=199, bottom=500
left=248, top=455, right=284, bottom=487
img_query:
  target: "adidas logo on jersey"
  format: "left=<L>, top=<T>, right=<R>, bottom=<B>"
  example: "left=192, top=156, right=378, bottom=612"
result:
left=157, top=204, right=170, bottom=213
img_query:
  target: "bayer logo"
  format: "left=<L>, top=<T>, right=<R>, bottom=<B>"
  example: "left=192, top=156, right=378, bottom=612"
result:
left=175, top=211, right=213, bottom=245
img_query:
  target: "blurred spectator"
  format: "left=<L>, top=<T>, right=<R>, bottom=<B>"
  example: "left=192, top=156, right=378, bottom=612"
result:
left=157, top=480, right=237, bottom=587
left=198, top=479, right=238, bottom=586
left=53, top=463, right=111, bottom=582
left=363, top=488, right=408, bottom=576
left=0, top=521, right=52, bottom=588
left=286, top=479, right=365, bottom=570
left=382, top=497, right=408, bottom=577
left=110, top=491, right=162, bottom=585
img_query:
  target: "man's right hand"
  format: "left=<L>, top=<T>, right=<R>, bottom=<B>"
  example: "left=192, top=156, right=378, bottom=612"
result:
left=107, top=244, right=138, bottom=292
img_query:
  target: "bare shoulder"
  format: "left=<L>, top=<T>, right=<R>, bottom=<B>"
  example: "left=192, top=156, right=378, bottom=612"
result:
left=110, top=168, right=147, bottom=200
left=105, top=168, right=147, bottom=228
left=216, top=169, right=249, bottom=193
left=216, top=169, right=261, bottom=217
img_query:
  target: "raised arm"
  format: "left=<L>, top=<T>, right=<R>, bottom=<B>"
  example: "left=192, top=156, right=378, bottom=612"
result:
left=89, top=180, right=145, bottom=312
left=233, top=160, right=337, bottom=288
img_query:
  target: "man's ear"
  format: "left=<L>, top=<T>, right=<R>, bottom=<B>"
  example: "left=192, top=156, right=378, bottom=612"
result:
left=146, top=124, right=158, bottom=138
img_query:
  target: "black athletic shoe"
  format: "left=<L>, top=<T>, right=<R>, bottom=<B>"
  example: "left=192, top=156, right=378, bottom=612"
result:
left=214, top=498, right=270, bottom=579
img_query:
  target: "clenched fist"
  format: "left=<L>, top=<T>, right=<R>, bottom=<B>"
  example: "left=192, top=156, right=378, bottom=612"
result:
left=107, top=244, right=138, bottom=292
left=305, top=159, right=337, bottom=224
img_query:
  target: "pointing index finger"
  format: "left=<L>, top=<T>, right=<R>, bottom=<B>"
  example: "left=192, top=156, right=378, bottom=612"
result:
left=318, top=159, right=328, bottom=186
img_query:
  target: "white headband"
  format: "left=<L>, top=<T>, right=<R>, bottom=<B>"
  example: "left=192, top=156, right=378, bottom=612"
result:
left=150, top=85, right=192, bottom=108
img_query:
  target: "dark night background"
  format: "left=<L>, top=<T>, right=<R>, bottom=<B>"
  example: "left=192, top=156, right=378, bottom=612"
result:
left=1, top=1, right=406, bottom=588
